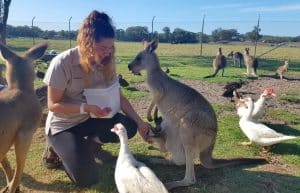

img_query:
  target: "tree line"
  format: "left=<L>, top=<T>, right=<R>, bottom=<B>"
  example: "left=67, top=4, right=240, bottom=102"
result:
left=6, top=24, right=300, bottom=44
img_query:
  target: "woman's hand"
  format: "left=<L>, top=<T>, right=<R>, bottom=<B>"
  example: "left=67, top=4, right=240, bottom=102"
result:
left=85, top=104, right=112, bottom=118
left=137, top=120, right=151, bottom=143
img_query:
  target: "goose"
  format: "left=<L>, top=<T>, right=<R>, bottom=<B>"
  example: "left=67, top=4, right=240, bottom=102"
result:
left=238, top=97, right=297, bottom=146
left=237, top=88, right=276, bottom=119
left=111, top=123, right=169, bottom=193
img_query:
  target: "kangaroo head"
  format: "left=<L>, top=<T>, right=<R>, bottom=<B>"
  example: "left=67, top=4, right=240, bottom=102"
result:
left=227, top=51, right=233, bottom=57
left=284, top=60, right=289, bottom=66
left=0, top=43, right=48, bottom=91
left=244, top=48, right=250, bottom=55
left=217, top=47, right=222, bottom=55
left=128, top=38, right=159, bottom=75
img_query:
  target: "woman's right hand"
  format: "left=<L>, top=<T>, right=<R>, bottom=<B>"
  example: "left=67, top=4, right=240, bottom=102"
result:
left=85, top=104, right=112, bottom=118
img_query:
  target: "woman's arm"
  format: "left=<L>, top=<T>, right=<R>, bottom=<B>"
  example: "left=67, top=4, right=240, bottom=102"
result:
left=48, top=86, right=110, bottom=117
left=120, top=91, right=150, bottom=141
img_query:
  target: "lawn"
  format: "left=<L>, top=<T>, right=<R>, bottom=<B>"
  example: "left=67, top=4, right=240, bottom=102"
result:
left=0, top=38, right=299, bottom=193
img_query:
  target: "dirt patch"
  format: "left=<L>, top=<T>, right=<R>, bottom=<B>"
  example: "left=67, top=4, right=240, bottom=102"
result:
left=129, top=76, right=300, bottom=117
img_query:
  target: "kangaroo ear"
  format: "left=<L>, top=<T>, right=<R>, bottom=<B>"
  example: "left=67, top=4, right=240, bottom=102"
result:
left=24, top=42, right=48, bottom=60
left=145, top=38, right=158, bottom=53
left=0, top=43, right=17, bottom=62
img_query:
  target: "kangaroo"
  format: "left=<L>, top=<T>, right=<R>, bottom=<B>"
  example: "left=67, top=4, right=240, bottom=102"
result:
left=276, top=60, right=289, bottom=80
left=128, top=39, right=266, bottom=189
left=204, top=47, right=227, bottom=78
left=243, top=48, right=258, bottom=77
left=0, top=43, right=47, bottom=193
left=227, top=51, right=244, bottom=68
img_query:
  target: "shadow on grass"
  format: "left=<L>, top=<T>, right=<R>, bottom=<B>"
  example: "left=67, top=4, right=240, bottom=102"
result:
left=125, top=86, right=139, bottom=91
left=264, top=123, right=300, bottom=136
left=133, top=153, right=300, bottom=193
left=0, top=163, right=116, bottom=193
left=260, top=74, right=300, bottom=81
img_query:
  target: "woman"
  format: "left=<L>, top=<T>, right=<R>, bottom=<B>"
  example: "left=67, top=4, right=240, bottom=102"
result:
left=43, top=10, right=150, bottom=187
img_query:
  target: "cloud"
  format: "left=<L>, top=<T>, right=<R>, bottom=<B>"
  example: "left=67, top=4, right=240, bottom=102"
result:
left=241, top=3, right=300, bottom=12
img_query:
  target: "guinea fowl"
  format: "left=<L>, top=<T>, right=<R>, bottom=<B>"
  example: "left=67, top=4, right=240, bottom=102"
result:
left=118, top=74, right=129, bottom=87
left=237, top=88, right=276, bottom=119
left=222, top=79, right=245, bottom=101
left=238, top=97, right=297, bottom=146
left=111, top=123, right=169, bottom=193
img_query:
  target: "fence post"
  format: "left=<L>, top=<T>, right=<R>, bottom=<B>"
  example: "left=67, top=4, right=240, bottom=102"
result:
left=200, top=14, right=205, bottom=56
left=32, top=16, right=36, bottom=45
left=68, top=16, right=72, bottom=48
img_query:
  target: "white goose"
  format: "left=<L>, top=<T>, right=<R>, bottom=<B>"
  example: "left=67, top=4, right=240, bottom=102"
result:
left=111, top=123, right=169, bottom=193
left=237, top=88, right=276, bottom=119
left=238, top=97, right=297, bottom=146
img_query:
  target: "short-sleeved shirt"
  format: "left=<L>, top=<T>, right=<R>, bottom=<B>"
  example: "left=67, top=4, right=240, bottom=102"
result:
left=44, top=47, right=117, bottom=135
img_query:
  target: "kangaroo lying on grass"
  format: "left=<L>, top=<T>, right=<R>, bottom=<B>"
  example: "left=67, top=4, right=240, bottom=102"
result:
left=0, top=43, right=47, bottom=193
left=128, top=39, right=266, bottom=190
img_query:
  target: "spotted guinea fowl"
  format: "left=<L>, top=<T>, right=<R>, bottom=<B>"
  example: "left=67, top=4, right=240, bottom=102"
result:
left=111, top=123, right=169, bottom=193
left=222, top=79, right=246, bottom=101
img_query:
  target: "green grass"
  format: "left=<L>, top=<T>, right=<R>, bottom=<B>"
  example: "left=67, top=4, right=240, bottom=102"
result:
left=1, top=38, right=300, bottom=193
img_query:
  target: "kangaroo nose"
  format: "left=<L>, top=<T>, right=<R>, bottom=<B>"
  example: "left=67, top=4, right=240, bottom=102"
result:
left=128, top=64, right=131, bottom=70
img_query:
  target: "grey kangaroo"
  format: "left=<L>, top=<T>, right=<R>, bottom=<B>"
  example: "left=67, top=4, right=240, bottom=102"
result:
left=227, top=51, right=244, bottom=68
left=204, top=47, right=227, bottom=78
left=128, top=39, right=266, bottom=190
left=244, top=48, right=258, bottom=77
left=0, top=43, right=47, bottom=193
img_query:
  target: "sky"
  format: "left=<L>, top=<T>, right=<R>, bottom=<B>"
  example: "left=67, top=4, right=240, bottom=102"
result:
left=7, top=0, right=300, bottom=37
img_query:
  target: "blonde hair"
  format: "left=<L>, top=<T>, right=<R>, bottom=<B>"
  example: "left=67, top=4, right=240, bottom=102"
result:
left=77, top=10, right=116, bottom=85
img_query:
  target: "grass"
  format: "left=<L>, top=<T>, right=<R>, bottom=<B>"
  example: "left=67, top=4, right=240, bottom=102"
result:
left=1, top=38, right=300, bottom=193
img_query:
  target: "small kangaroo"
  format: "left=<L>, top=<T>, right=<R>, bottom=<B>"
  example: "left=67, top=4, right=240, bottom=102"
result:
left=276, top=60, right=289, bottom=80
left=227, top=51, right=244, bottom=68
left=0, top=43, right=47, bottom=193
left=128, top=39, right=266, bottom=190
left=204, top=47, right=227, bottom=78
left=244, top=48, right=258, bottom=77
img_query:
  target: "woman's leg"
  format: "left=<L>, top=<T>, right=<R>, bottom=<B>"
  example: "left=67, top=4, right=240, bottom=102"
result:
left=73, top=113, right=138, bottom=143
left=47, top=130, right=99, bottom=187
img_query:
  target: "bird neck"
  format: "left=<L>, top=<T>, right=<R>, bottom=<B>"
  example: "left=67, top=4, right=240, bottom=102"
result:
left=242, top=99, right=254, bottom=120
left=256, top=94, right=266, bottom=106
left=119, top=134, right=130, bottom=155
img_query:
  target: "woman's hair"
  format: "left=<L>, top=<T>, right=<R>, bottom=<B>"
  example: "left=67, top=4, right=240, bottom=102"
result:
left=77, top=10, right=116, bottom=85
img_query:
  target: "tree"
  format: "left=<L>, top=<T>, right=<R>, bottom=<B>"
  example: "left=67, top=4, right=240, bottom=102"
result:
left=0, top=0, right=12, bottom=44
left=211, top=28, right=240, bottom=42
left=125, top=26, right=149, bottom=41
left=162, top=26, right=171, bottom=43
left=245, top=26, right=262, bottom=42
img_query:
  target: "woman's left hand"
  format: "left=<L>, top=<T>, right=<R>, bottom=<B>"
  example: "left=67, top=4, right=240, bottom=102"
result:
left=137, top=121, right=151, bottom=143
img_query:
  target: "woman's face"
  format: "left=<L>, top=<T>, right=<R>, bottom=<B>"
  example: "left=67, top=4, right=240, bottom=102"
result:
left=92, top=38, right=115, bottom=70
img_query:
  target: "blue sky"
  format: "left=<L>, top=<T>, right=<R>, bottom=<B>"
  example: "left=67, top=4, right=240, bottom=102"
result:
left=8, top=0, right=300, bottom=37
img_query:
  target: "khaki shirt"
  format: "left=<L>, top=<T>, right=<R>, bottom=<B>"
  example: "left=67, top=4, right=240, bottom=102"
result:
left=44, top=47, right=117, bottom=135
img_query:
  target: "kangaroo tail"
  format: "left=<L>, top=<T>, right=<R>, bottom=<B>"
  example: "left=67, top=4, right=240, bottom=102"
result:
left=200, top=144, right=267, bottom=169
left=204, top=69, right=219, bottom=79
